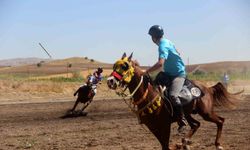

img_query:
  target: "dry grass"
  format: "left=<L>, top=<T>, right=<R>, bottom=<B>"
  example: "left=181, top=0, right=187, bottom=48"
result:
left=0, top=78, right=118, bottom=104
left=0, top=77, right=248, bottom=104
left=29, top=69, right=113, bottom=80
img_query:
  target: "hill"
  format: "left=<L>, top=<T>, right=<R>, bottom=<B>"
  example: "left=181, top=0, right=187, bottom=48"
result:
left=187, top=61, right=250, bottom=74
left=0, top=57, right=249, bottom=75
left=0, top=57, right=112, bottom=75
left=0, top=57, right=50, bottom=67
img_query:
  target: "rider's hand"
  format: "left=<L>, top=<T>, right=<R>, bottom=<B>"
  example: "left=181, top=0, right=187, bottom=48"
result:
left=143, top=70, right=149, bottom=76
left=143, top=71, right=153, bottom=85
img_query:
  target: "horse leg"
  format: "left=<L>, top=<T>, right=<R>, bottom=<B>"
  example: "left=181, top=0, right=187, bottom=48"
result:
left=182, top=114, right=201, bottom=150
left=147, top=123, right=171, bottom=150
left=200, top=112, right=225, bottom=150
left=185, top=114, right=200, bottom=139
left=71, top=98, right=80, bottom=112
left=81, top=99, right=92, bottom=112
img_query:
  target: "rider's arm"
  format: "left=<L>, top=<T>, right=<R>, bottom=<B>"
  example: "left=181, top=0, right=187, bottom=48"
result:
left=146, top=43, right=168, bottom=74
left=146, top=58, right=164, bottom=73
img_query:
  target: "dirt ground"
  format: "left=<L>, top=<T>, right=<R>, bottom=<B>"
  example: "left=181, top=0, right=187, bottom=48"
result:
left=0, top=95, right=250, bottom=150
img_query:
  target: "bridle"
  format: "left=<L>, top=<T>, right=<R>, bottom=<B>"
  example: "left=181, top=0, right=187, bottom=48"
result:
left=108, top=57, right=162, bottom=119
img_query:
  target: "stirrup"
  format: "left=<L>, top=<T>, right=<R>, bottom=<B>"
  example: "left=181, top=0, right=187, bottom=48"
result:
left=177, top=118, right=187, bottom=133
left=181, top=118, right=188, bottom=126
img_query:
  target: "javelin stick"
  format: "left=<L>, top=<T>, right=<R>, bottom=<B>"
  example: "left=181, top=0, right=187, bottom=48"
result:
left=39, top=43, right=52, bottom=59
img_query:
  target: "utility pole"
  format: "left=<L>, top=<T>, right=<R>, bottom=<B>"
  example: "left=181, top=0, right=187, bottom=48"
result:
left=39, top=43, right=52, bottom=59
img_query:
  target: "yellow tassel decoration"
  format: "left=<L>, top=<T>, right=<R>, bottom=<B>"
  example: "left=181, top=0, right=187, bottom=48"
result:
left=152, top=104, right=157, bottom=110
left=148, top=107, right=153, bottom=114
left=156, top=98, right=161, bottom=107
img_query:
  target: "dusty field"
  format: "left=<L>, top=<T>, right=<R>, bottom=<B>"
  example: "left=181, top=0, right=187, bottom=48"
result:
left=0, top=95, right=250, bottom=150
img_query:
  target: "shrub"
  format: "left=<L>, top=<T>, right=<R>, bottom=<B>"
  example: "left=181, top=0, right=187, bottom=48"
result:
left=37, top=63, right=42, bottom=67
left=67, top=63, right=72, bottom=68
left=72, top=71, right=82, bottom=79
left=193, top=69, right=206, bottom=75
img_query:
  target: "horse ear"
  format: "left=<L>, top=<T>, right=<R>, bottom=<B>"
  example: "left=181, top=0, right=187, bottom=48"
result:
left=128, top=52, right=133, bottom=62
left=121, top=52, right=126, bottom=59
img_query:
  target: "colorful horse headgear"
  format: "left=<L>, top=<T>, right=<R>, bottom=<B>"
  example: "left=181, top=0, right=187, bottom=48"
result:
left=111, top=53, right=134, bottom=84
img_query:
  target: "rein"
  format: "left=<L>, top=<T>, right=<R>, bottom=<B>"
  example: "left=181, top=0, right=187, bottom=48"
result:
left=115, top=76, right=143, bottom=98
left=128, top=75, right=144, bottom=98
left=115, top=75, right=162, bottom=121
left=110, top=57, right=163, bottom=123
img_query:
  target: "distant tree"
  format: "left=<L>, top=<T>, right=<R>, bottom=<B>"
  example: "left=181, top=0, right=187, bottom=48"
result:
left=37, top=63, right=42, bottom=67
left=66, top=63, right=72, bottom=78
left=84, top=57, right=88, bottom=60
left=67, top=63, right=72, bottom=68
left=90, top=59, right=95, bottom=62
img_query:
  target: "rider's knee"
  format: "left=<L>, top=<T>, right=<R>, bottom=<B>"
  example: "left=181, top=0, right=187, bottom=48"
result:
left=169, top=95, right=181, bottom=106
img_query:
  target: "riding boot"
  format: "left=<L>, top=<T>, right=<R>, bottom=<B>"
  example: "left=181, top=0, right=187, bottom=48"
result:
left=175, top=103, right=187, bottom=133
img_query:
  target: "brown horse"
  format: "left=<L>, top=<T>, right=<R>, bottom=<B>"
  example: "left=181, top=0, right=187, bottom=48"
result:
left=61, top=76, right=96, bottom=118
left=107, top=53, right=241, bottom=150
left=70, top=83, right=94, bottom=112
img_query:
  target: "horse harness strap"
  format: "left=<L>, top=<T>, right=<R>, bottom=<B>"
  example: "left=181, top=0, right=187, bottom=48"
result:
left=116, top=74, right=163, bottom=123
left=132, top=88, right=149, bottom=105
left=135, top=95, right=161, bottom=115
left=127, top=76, right=144, bottom=98
left=122, top=94, right=161, bottom=117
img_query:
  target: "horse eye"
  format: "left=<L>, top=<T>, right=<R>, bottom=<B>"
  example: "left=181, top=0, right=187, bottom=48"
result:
left=121, top=63, right=129, bottom=71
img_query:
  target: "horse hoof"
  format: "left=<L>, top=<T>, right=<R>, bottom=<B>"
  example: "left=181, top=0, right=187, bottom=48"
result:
left=79, top=111, right=88, bottom=116
left=182, top=138, right=192, bottom=145
left=175, top=143, right=182, bottom=149
left=181, top=138, right=191, bottom=150
left=216, top=146, right=224, bottom=150
left=183, top=145, right=191, bottom=150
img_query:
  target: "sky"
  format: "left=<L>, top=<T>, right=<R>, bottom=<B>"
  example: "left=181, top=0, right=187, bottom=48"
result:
left=0, top=0, right=249, bottom=65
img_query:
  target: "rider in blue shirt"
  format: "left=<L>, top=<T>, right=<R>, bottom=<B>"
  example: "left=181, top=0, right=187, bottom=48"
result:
left=146, top=25, right=187, bottom=132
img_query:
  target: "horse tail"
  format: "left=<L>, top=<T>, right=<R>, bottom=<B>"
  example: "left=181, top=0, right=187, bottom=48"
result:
left=210, top=82, right=243, bottom=109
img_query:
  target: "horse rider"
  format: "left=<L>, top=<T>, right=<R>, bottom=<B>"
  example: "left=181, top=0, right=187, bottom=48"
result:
left=145, top=25, right=187, bottom=132
left=81, top=67, right=103, bottom=97
left=87, top=67, right=103, bottom=95
left=92, top=67, right=103, bottom=84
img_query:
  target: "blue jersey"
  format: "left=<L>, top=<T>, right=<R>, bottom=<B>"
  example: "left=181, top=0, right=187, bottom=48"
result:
left=88, top=72, right=102, bottom=85
left=158, top=38, right=186, bottom=77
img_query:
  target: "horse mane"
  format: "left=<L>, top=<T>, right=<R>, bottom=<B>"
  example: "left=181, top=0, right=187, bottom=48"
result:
left=131, top=60, right=144, bottom=75
left=131, top=60, right=140, bottom=67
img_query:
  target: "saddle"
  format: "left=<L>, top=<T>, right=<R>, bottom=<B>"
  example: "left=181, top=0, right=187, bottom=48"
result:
left=153, top=72, right=204, bottom=105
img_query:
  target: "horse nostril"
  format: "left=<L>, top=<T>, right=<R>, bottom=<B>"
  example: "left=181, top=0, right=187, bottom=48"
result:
left=107, top=79, right=113, bottom=87
left=110, top=79, right=114, bottom=84
left=107, top=76, right=117, bottom=89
